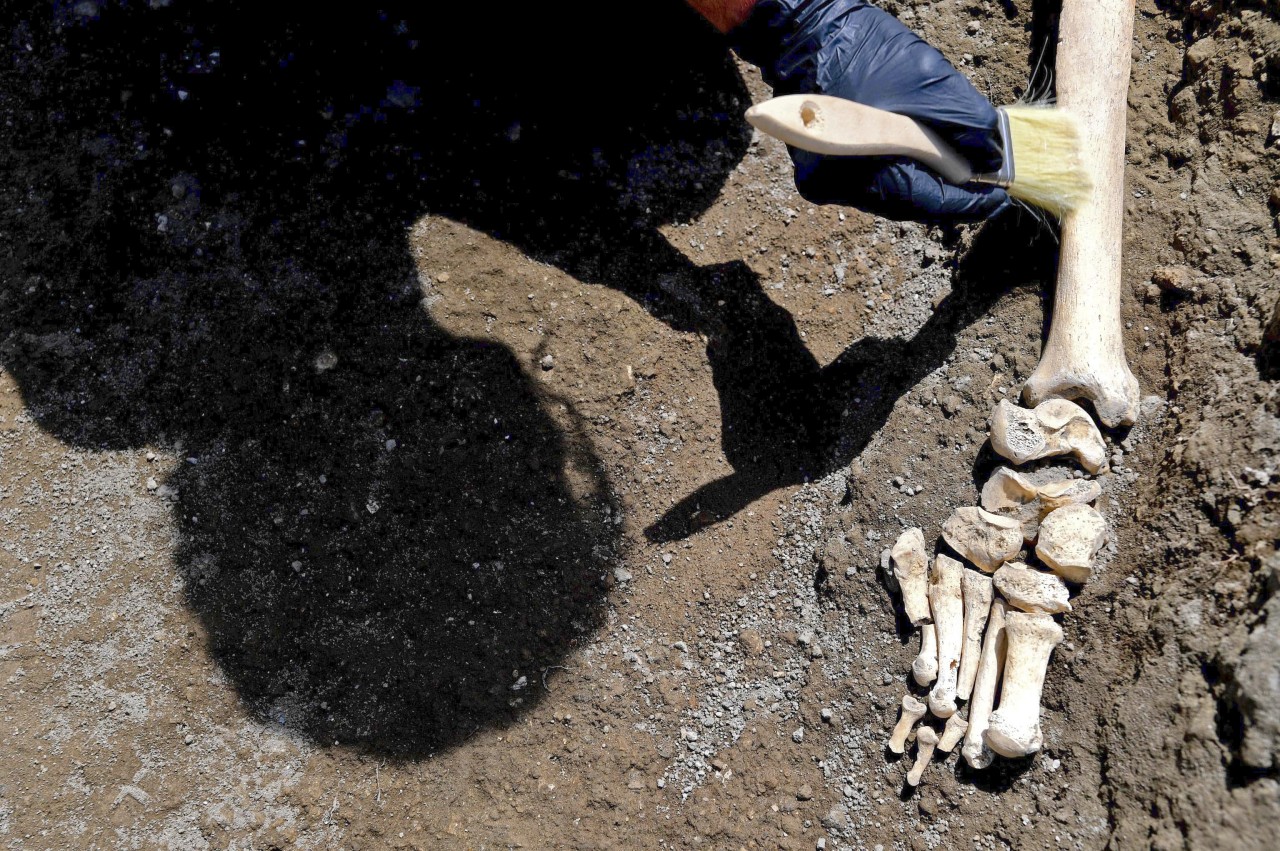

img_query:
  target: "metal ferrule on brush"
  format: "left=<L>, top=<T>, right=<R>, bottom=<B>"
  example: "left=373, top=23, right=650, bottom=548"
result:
left=969, top=107, right=1014, bottom=188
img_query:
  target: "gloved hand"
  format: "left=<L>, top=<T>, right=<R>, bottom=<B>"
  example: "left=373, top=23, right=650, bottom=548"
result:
left=730, top=0, right=1010, bottom=222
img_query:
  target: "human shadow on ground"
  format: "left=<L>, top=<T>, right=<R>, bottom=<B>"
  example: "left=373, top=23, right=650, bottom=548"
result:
left=0, top=0, right=1053, bottom=755
left=0, top=0, right=750, bottom=756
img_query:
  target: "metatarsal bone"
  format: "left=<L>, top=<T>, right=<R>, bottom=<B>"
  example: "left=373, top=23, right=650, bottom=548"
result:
left=985, top=611, right=1064, bottom=758
left=989, top=399, right=1108, bottom=474
left=942, top=506, right=1022, bottom=572
left=962, top=598, right=1008, bottom=769
left=888, top=693, right=928, bottom=754
left=891, top=527, right=932, bottom=626
left=1036, top=503, right=1108, bottom=583
left=927, top=555, right=964, bottom=718
left=913, top=623, right=938, bottom=687
left=957, top=570, right=994, bottom=700
left=907, top=726, right=939, bottom=787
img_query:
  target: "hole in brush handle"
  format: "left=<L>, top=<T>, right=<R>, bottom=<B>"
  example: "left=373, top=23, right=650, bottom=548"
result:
left=799, top=100, right=823, bottom=130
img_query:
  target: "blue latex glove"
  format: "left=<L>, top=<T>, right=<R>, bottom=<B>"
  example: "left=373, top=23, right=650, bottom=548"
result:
left=731, top=0, right=1010, bottom=221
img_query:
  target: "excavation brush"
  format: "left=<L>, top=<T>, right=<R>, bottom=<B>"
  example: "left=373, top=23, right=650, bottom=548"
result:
left=744, top=95, right=1092, bottom=217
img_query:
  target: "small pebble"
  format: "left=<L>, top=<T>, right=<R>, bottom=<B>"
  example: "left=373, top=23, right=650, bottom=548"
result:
left=792, top=728, right=805, bottom=743
left=797, top=784, right=814, bottom=801
left=540, top=354, right=555, bottom=371
left=662, top=553, right=673, bottom=565
left=820, top=708, right=833, bottom=723
left=614, top=567, right=632, bottom=583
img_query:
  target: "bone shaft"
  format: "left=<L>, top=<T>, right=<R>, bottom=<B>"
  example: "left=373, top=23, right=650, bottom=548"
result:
left=907, top=737, right=936, bottom=786
left=962, top=598, right=1007, bottom=767
left=994, top=619, right=1057, bottom=721
left=927, top=558, right=963, bottom=716
left=888, top=702, right=925, bottom=754
left=957, top=574, right=994, bottom=700
left=1029, top=0, right=1139, bottom=427
left=938, top=716, right=967, bottom=752
left=1055, top=0, right=1132, bottom=355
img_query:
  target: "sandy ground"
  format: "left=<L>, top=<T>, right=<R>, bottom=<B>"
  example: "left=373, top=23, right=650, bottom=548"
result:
left=1, top=0, right=1278, bottom=848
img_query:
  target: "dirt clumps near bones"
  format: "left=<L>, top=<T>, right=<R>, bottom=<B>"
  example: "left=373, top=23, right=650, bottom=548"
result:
left=0, top=0, right=1278, bottom=849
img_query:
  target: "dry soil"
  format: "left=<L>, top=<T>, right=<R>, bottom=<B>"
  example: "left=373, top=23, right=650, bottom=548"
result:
left=1, top=1, right=1278, bottom=849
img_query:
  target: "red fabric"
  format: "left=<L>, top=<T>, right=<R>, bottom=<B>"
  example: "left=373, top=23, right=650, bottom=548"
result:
left=685, top=0, right=759, bottom=33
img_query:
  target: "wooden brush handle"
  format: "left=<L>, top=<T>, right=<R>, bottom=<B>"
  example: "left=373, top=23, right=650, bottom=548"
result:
left=744, top=94, right=975, bottom=185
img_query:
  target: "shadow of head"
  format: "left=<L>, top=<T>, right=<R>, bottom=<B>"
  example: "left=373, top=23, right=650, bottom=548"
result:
left=0, top=0, right=748, bottom=756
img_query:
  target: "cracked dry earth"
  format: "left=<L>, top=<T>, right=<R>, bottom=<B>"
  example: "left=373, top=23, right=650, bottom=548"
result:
left=1, top=0, right=1278, bottom=849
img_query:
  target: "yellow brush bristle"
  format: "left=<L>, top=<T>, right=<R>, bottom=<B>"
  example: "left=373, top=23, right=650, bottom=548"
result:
left=1001, top=104, right=1092, bottom=218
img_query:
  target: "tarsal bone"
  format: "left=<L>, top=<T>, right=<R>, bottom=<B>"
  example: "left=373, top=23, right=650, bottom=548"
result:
left=980, top=467, right=1101, bottom=542
left=1036, top=503, right=1108, bottom=583
left=989, top=398, right=1107, bottom=474
left=993, top=562, right=1071, bottom=614
left=942, top=506, right=1022, bottom=572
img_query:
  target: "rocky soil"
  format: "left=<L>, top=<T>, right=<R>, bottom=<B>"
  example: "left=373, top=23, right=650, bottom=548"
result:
left=0, top=0, right=1276, bottom=849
